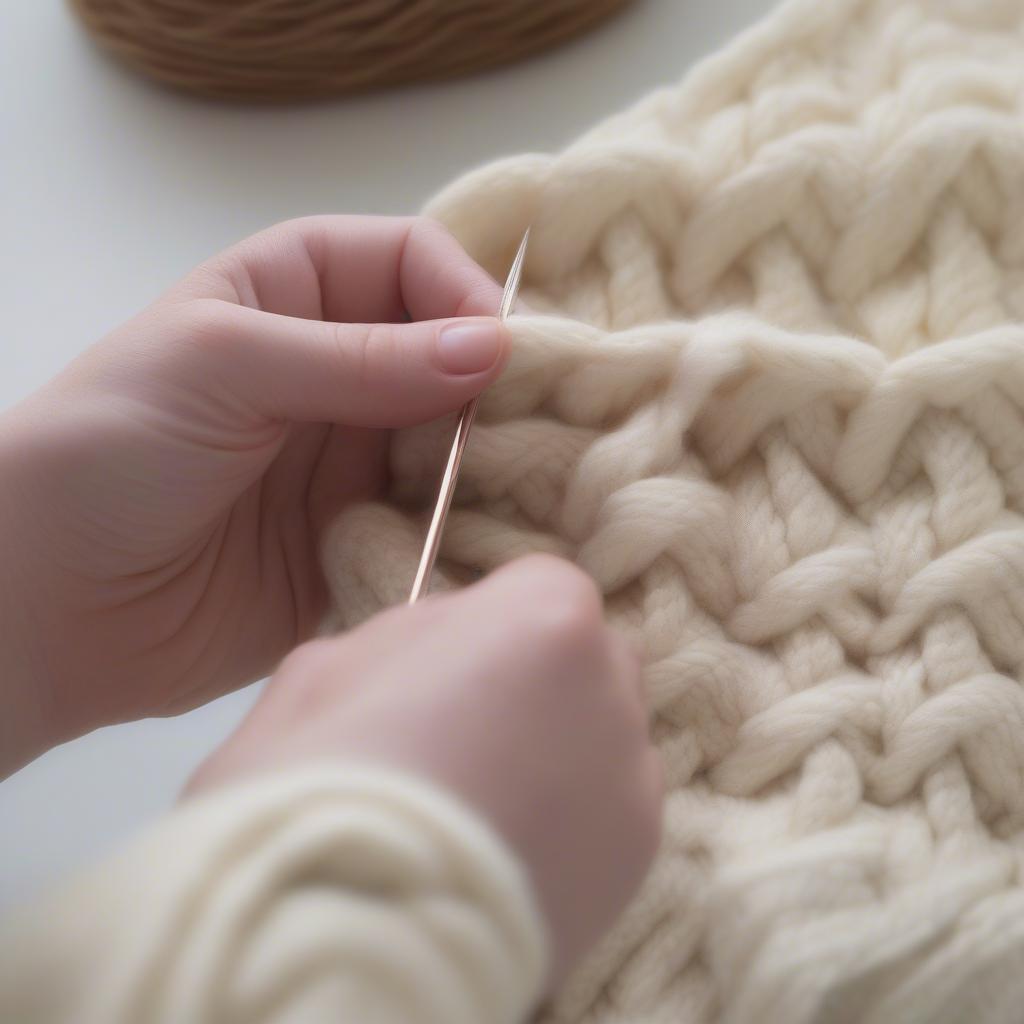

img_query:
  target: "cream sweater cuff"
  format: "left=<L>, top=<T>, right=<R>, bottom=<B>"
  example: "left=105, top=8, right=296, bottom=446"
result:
left=0, top=763, right=548, bottom=1024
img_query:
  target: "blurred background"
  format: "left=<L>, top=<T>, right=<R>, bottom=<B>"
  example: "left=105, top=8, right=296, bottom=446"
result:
left=0, top=0, right=773, bottom=910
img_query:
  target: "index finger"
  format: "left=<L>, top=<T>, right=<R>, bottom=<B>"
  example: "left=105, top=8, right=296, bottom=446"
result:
left=177, top=215, right=505, bottom=326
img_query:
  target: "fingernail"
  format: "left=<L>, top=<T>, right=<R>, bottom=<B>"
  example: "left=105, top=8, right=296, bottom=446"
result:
left=436, top=319, right=504, bottom=375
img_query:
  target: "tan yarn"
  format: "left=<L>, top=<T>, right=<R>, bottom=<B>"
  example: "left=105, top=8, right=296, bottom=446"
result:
left=68, top=0, right=636, bottom=101
left=323, top=0, right=1024, bottom=1020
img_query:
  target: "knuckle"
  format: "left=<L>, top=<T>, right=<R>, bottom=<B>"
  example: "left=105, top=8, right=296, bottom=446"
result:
left=168, top=298, right=240, bottom=364
left=455, top=280, right=504, bottom=317
left=268, top=637, right=352, bottom=719
left=513, top=556, right=604, bottom=653
left=409, top=215, right=454, bottom=248
left=177, top=298, right=232, bottom=340
left=513, top=554, right=598, bottom=599
left=339, top=321, right=397, bottom=386
left=249, top=215, right=326, bottom=249
left=274, top=637, right=338, bottom=686
left=268, top=214, right=317, bottom=236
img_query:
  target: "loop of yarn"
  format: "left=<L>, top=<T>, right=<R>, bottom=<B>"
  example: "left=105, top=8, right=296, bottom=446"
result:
left=323, top=0, right=1024, bottom=1019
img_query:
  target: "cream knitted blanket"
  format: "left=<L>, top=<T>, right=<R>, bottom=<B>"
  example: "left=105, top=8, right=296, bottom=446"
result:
left=323, top=0, right=1024, bottom=1020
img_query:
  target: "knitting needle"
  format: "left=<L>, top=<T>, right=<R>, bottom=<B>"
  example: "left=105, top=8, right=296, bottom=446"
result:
left=408, top=228, right=530, bottom=603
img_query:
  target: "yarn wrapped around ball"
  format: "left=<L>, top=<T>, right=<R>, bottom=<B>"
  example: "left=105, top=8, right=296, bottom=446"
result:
left=68, top=0, right=637, bottom=101
left=320, top=0, right=1024, bottom=1020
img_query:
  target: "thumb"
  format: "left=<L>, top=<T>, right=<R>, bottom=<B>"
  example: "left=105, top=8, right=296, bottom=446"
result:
left=158, top=298, right=510, bottom=429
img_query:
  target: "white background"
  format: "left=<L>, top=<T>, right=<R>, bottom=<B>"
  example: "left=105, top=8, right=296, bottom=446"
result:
left=0, top=0, right=774, bottom=910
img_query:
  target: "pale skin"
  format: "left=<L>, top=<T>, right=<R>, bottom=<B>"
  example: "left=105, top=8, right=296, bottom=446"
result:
left=0, top=215, right=662, bottom=987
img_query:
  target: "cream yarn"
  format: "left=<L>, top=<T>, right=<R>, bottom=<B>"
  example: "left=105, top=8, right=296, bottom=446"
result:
left=323, top=0, right=1024, bottom=1020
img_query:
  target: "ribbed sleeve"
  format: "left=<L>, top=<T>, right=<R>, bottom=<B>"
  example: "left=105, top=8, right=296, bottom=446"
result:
left=0, top=764, right=547, bottom=1024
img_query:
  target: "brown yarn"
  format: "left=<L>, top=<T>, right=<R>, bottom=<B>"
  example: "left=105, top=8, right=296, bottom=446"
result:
left=68, top=0, right=639, bottom=102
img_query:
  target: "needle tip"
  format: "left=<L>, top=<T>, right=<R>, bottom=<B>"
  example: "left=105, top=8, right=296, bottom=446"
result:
left=499, top=228, right=530, bottom=321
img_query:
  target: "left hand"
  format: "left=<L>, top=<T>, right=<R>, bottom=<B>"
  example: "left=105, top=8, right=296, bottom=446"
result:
left=0, top=215, right=507, bottom=774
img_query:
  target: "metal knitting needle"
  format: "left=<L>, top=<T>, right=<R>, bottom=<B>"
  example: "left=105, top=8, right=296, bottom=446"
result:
left=408, top=228, right=530, bottom=603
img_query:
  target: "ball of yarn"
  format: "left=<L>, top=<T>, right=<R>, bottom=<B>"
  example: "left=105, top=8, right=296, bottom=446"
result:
left=68, top=0, right=638, bottom=101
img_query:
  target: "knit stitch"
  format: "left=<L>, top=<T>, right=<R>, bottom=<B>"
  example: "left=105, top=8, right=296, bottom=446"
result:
left=322, top=0, right=1024, bottom=1020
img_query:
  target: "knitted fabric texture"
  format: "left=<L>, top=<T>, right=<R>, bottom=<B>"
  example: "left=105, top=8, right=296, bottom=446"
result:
left=322, top=0, right=1024, bottom=1020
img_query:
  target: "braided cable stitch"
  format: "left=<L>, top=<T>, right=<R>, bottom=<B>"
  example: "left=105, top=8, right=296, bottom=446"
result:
left=323, top=0, right=1024, bottom=1019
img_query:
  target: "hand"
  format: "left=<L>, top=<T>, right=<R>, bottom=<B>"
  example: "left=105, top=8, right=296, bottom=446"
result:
left=186, top=555, right=663, bottom=986
left=0, top=216, right=508, bottom=774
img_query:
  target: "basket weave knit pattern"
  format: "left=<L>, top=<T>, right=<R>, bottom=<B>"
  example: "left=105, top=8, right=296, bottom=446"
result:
left=69, top=0, right=636, bottom=100
left=323, top=0, right=1024, bottom=1020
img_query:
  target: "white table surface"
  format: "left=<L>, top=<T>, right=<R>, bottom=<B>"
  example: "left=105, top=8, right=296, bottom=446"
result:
left=0, top=0, right=775, bottom=911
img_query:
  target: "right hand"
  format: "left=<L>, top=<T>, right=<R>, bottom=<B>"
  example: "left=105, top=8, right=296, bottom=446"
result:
left=186, top=555, right=663, bottom=985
